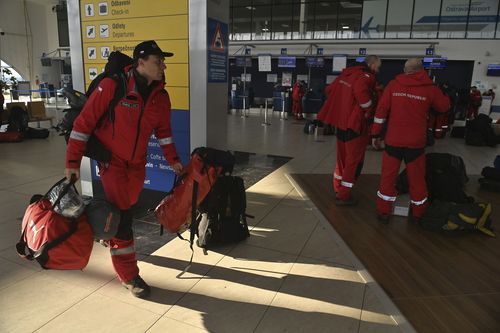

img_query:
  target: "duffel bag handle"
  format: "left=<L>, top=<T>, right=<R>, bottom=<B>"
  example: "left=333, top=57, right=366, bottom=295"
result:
left=44, top=177, right=78, bottom=209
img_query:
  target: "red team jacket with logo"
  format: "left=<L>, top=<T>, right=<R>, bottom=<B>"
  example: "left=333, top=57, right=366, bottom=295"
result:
left=66, top=67, right=179, bottom=169
left=318, top=65, right=376, bottom=133
left=371, top=70, right=450, bottom=148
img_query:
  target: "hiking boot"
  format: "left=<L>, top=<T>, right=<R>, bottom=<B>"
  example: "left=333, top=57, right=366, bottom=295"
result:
left=122, top=275, right=151, bottom=298
left=335, top=197, right=358, bottom=206
left=377, top=214, right=390, bottom=224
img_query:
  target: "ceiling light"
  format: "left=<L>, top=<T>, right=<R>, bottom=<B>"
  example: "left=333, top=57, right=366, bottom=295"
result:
left=342, top=26, right=350, bottom=29
left=340, top=2, right=362, bottom=9
left=245, top=6, right=256, bottom=10
left=281, top=24, right=289, bottom=28
left=262, top=28, right=269, bottom=32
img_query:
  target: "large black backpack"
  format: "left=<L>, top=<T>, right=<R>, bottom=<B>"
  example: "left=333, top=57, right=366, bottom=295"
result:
left=426, top=153, right=472, bottom=203
left=196, top=175, right=250, bottom=251
left=58, top=51, right=133, bottom=162
left=396, top=153, right=471, bottom=203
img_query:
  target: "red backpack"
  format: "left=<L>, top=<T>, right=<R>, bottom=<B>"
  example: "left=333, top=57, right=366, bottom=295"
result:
left=16, top=179, right=94, bottom=270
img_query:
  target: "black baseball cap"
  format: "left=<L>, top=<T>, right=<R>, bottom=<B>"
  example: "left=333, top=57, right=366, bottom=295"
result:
left=133, top=40, right=174, bottom=60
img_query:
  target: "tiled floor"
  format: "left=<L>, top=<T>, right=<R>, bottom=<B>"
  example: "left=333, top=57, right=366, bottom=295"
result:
left=0, top=108, right=498, bottom=332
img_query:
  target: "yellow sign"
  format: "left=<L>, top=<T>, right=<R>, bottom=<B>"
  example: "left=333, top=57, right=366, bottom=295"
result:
left=80, top=1, right=187, bottom=21
left=80, top=0, right=189, bottom=110
left=82, top=16, right=187, bottom=42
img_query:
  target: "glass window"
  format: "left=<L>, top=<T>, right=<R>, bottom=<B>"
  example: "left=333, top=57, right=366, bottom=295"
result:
left=438, top=0, right=468, bottom=38
left=412, top=0, right=441, bottom=38
left=466, top=0, right=499, bottom=38
left=360, top=0, right=387, bottom=39
left=232, top=6, right=253, bottom=41
left=314, top=1, right=339, bottom=39
left=337, top=0, right=363, bottom=39
left=272, top=4, right=294, bottom=40
left=252, top=5, right=272, bottom=40
left=385, top=0, right=412, bottom=38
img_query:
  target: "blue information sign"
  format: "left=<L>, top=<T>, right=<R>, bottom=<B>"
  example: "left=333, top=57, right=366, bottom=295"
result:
left=207, top=17, right=229, bottom=83
left=359, top=48, right=367, bottom=55
left=281, top=48, right=287, bottom=55
left=426, top=48, right=434, bottom=56
left=317, top=48, right=324, bottom=55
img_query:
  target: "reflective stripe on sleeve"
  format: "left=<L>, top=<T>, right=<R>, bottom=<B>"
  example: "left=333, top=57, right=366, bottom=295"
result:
left=411, top=197, right=428, bottom=206
left=158, top=137, right=174, bottom=145
left=69, top=130, right=90, bottom=142
left=110, top=246, right=135, bottom=256
left=377, top=191, right=397, bottom=202
left=341, top=181, right=354, bottom=188
left=334, top=173, right=342, bottom=180
left=359, top=100, right=372, bottom=109
left=374, top=117, right=385, bottom=124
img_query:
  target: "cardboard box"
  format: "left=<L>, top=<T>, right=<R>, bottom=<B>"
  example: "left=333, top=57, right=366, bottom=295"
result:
left=27, top=101, right=47, bottom=119
left=392, top=193, right=410, bottom=217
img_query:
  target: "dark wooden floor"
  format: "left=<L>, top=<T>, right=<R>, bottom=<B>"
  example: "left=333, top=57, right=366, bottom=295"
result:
left=291, top=173, right=500, bottom=333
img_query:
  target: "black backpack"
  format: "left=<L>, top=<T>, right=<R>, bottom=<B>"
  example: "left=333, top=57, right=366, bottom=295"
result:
left=426, top=153, right=472, bottom=204
left=420, top=200, right=495, bottom=237
left=7, top=106, right=29, bottom=133
left=396, top=153, right=472, bottom=204
left=58, top=51, right=133, bottom=162
left=196, top=175, right=250, bottom=251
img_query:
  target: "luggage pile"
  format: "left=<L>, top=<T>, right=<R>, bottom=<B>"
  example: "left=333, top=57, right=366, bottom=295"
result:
left=155, top=147, right=251, bottom=264
left=0, top=105, right=50, bottom=143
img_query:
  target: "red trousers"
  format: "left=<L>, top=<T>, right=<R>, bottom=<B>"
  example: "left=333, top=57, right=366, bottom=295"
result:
left=292, top=98, right=302, bottom=118
left=99, top=156, right=145, bottom=283
left=377, top=149, right=428, bottom=218
left=335, top=129, right=369, bottom=200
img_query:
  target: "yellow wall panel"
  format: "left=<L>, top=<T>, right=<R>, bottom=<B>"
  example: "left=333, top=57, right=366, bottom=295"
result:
left=167, top=87, right=189, bottom=110
left=165, top=64, right=188, bottom=87
left=80, top=0, right=188, bottom=21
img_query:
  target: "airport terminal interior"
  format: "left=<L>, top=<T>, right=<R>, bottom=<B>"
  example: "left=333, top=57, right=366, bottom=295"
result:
left=1, top=0, right=500, bottom=332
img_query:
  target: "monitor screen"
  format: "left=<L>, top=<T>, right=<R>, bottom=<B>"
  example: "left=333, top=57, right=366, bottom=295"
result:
left=235, top=57, right=252, bottom=67
left=423, top=57, right=447, bottom=69
left=486, top=64, right=500, bottom=76
left=355, top=56, right=366, bottom=63
left=306, top=57, right=324, bottom=67
left=278, top=56, right=296, bottom=68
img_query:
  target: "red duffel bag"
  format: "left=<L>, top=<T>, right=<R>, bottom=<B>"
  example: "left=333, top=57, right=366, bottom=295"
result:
left=155, top=149, right=223, bottom=234
left=0, top=131, right=23, bottom=142
left=16, top=179, right=94, bottom=270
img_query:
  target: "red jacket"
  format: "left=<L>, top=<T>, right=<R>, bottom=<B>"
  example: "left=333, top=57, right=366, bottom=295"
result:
left=317, top=65, right=376, bottom=133
left=292, top=82, right=304, bottom=101
left=371, top=70, right=450, bottom=148
left=66, top=67, right=179, bottom=168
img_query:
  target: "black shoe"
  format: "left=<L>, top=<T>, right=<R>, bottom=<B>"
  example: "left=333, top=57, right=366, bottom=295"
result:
left=377, top=214, right=390, bottom=224
left=122, top=275, right=151, bottom=298
left=335, top=197, right=358, bottom=206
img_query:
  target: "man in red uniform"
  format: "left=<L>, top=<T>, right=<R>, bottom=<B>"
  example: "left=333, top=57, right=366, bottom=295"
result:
left=318, top=55, right=381, bottom=205
left=371, top=58, right=450, bottom=223
left=467, top=86, right=482, bottom=119
left=65, top=40, right=183, bottom=298
left=292, top=80, right=305, bottom=120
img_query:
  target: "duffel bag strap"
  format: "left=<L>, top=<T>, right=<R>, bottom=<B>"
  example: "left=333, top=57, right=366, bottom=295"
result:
left=16, top=229, right=35, bottom=261
left=176, top=180, right=199, bottom=278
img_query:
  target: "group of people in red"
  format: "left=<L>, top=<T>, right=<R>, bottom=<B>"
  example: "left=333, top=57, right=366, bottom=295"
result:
left=318, top=56, right=451, bottom=223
